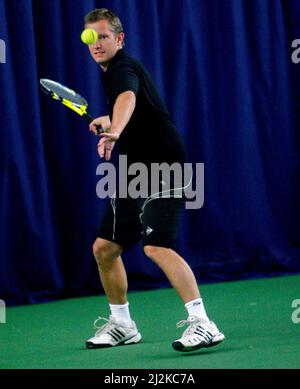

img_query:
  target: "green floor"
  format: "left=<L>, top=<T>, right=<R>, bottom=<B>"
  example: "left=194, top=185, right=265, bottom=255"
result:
left=0, top=275, right=299, bottom=369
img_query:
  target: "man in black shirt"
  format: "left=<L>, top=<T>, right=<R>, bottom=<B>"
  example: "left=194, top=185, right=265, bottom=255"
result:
left=84, top=8, right=224, bottom=352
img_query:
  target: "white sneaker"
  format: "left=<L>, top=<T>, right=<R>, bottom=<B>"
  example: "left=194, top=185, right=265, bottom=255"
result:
left=86, top=316, right=142, bottom=349
left=172, top=316, right=225, bottom=352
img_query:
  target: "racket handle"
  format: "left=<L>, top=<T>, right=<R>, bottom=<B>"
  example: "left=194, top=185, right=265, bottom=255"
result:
left=95, top=125, right=103, bottom=135
left=85, top=113, right=104, bottom=135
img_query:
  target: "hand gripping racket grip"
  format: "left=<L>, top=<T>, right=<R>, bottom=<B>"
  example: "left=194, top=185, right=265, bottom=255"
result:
left=85, top=114, right=104, bottom=135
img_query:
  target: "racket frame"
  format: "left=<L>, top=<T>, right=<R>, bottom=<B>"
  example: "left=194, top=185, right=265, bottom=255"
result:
left=40, top=79, right=103, bottom=133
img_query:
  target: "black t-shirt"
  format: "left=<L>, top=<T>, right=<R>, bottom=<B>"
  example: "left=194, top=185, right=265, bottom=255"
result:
left=101, top=49, right=185, bottom=165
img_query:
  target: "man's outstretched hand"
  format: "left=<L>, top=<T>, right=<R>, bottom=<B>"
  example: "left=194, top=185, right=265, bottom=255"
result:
left=89, top=115, right=111, bottom=135
left=97, top=131, right=120, bottom=160
left=89, top=116, right=120, bottom=160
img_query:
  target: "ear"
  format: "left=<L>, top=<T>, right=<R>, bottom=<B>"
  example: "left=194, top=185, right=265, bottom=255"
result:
left=117, top=32, right=125, bottom=47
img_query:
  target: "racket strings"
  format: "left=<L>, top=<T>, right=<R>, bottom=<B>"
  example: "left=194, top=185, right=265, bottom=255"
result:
left=40, top=79, right=87, bottom=107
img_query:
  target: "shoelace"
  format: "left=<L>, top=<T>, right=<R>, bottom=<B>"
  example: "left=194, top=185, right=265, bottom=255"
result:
left=176, top=317, right=198, bottom=328
left=93, top=316, right=116, bottom=336
left=176, top=317, right=204, bottom=336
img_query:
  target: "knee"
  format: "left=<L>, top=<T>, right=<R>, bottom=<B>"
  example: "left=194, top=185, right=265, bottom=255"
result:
left=93, top=238, right=121, bottom=267
left=144, top=245, right=170, bottom=260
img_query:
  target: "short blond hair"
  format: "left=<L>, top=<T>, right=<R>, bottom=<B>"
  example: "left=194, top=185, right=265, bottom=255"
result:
left=84, top=8, right=124, bottom=46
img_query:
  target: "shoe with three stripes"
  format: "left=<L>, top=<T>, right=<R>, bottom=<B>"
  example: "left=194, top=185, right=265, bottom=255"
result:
left=172, top=316, right=225, bottom=352
left=86, top=316, right=142, bottom=349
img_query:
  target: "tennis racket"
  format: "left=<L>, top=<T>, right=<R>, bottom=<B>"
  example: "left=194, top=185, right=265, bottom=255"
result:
left=39, top=78, right=103, bottom=134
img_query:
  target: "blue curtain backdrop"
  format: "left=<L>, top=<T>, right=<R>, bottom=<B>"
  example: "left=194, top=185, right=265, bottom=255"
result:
left=0, top=0, right=300, bottom=305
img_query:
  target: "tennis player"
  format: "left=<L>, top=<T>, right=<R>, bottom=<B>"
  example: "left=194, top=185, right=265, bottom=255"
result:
left=84, top=8, right=225, bottom=352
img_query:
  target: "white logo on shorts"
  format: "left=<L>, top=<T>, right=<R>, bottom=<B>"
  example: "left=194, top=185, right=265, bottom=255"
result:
left=146, top=227, right=153, bottom=236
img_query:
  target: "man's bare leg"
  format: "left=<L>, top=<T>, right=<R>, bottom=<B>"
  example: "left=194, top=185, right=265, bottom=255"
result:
left=92, top=238, right=127, bottom=304
left=143, top=245, right=200, bottom=303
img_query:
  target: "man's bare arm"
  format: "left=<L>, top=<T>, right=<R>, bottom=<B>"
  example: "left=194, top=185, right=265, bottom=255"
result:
left=90, top=90, right=136, bottom=160
left=110, top=90, right=136, bottom=136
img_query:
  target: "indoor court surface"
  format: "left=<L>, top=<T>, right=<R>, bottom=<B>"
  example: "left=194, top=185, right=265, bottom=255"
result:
left=0, top=275, right=299, bottom=369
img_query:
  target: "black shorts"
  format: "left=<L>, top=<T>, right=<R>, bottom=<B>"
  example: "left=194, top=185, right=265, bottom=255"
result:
left=97, top=196, right=185, bottom=250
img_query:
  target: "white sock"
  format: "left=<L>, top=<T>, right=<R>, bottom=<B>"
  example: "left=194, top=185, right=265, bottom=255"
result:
left=109, top=302, right=132, bottom=326
left=185, top=298, right=209, bottom=322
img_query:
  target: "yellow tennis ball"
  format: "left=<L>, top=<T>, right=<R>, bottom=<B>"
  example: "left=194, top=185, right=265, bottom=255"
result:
left=81, top=28, right=98, bottom=45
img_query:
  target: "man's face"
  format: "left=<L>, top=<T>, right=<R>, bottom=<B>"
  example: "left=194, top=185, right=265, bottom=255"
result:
left=85, top=19, right=124, bottom=68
